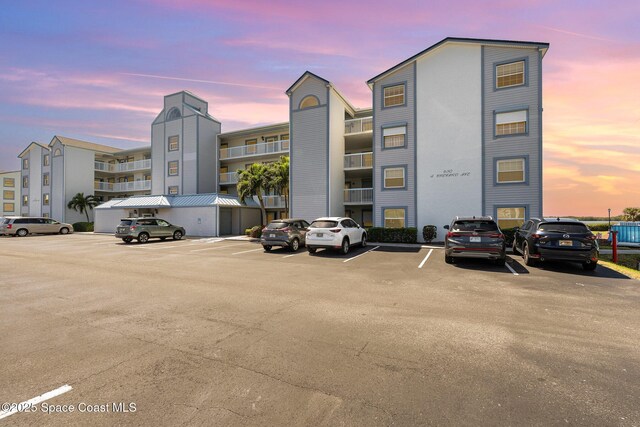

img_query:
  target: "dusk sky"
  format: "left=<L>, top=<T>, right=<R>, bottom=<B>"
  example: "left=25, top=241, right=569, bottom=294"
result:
left=1, top=0, right=638, bottom=216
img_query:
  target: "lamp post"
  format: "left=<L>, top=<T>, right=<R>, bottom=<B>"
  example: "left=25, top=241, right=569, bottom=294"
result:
left=608, top=208, right=611, bottom=231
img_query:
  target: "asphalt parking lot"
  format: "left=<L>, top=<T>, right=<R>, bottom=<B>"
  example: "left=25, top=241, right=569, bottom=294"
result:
left=1, top=233, right=640, bottom=426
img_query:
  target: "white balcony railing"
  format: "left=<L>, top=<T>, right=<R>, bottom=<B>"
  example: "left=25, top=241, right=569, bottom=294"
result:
left=94, top=180, right=152, bottom=192
left=344, top=152, right=373, bottom=169
left=344, top=188, right=373, bottom=204
left=220, top=139, right=289, bottom=161
left=260, top=195, right=287, bottom=209
left=95, top=159, right=151, bottom=173
left=219, top=172, right=238, bottom=185
left=344, top=117, right=373, bottom=135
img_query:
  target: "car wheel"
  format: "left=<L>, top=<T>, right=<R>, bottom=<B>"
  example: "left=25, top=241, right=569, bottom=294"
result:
left=122, top=237, right=132, bottom=244
left=445, top=255, right=454, bottom=264
left=523, top=244, right=536, bottom=266
left=59, top=227, right=69, bottom=235
left=583, top=261, right=597, bottom=271
left=290, top=238, right=299, bottom=252
left=361, top=233, right=367, bottom=247
left=308, top=247, right=317, bottom=254
left=340, top=238, right=350, bottom=255
left=173, top=230, right=183, bottom=240
left=138, top=233, right=149, bottom=244
left=264, top=245, right=272, bottom=252
left=512, top=240, right=519, bottom=255
left=16, top=228, right=28, bottom=237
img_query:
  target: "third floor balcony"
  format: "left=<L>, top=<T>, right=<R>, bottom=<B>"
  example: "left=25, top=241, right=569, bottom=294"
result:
left=94, top=180, right=152, bottom=192
left=220, top=139, right=289, bottom=161
left=344, top=152, right=373, bottom=170
left=95, top=159, right=151, bottom=173
left=344, top=117, right=373, bottom=135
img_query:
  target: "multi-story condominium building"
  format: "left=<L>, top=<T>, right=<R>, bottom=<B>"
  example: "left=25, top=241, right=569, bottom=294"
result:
left=1, top=170, right=20, bottom=217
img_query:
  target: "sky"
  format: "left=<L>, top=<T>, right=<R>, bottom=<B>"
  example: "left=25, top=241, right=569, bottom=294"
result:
left=0, top=0, right=638, bottom=216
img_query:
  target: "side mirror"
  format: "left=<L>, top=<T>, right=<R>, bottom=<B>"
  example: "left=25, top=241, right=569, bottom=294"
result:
left=443, top=225, right=450, bottom=230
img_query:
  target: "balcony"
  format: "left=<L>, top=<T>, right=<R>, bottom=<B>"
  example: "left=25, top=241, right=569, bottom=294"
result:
left=94, top=180, right=152, bottom=192
left=95, top=159, right=151, bottom=173
left=344, top=152, right=373, bottom=170
left=219, top=171, right=238, bottom=185
left=260, top=195, right=287, bottom=209
left=344, top=117, right=373, bottom=135
left=220, top=139, right=289, bottom=161
left=344, top=188, right=373, bottom=205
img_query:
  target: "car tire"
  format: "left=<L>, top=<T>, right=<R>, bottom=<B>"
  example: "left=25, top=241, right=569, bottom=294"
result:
left=583, top=262, right=597, bottom=271
left=512, top=240, right=519, bottom=255
left=264, top=245, right=272, bottom=252
left=523, top=244, right=536, bottom=266
left=138, top=233, right=149, bottom=244
left=122, top=237, right=132, bottom=244
left=16, top=228, right=28, bottom=237
left=290, top=238, right=299, bottom=252
left=340, top=238, right=350, bottom=255
left=361, top=233, right=367, bottom=248
left=173, top=231, right=183, bottom=240
left=445, top=255, right=454, bottom=264
left=308, top=247, right=317, bottom=254
left=59, top=227, right=69, bottom=235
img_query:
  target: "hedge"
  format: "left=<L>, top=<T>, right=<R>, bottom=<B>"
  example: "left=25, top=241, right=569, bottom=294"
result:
left=245, top=225, right=262, bottom=238
left=587, top=223, right=610, bottom=231
left=366, top=227, right=417, bottom=244
left=72, top=222, right=94, bottom=232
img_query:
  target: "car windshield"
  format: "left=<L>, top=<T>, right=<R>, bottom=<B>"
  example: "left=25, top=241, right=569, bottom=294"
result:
left=309, top=220, right=338, bottom=229
left=119, top=220, right=133, bottom=226
left=266, top=222, right=290, bottom=230
left=538, top=222, right=589, bottom=233
left=452, top=221, right=498, bottom=232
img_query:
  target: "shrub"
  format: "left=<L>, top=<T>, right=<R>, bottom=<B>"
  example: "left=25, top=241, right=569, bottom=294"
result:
left=248, top=225, right=262, bottom=239
left=422, top=225, right=437, bottom=242
left=366, top=227, right=417, bottom=244
left=72, top=222, right=94, bottom=232
left=501, top=227, right=517, bottom=246
left=588, top=223, right=610, bottom=232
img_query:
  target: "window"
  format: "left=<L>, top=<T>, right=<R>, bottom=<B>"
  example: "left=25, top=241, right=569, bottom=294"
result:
left=168, top=161, right=179, bottom=176
left=299, top=96, right=319, bottom=109
left=383, top=126, right=406, bottom=149
left=496, top=158, right=525, bottom=183
left=383, top=167, right=405, bottom=189
left=383, top=84, right=405, bottom=108
left=22, top=195, right=28, bottom=206
left=3, top=203, right=14, bottom=212
left=54, top=148, right=62, bottom=156
left=22, top=158, right=29, bottom=169
left=22, top=176, right=28, bottom=188
left=43, top=154, right=50, bottom=166
left=496, top=207, right=526, bottom=229
left=43, top=174, right=49, bottom=186
left=3, top=190, right=14, bottom=199
left=496, top=110, right=527, bottom=136
left=43, top=194, right=49, bottom=205
left=168, top=135, right=179, bottom=151
left=280, top=134, right=290, bottom=150
left=3, top=178, right=14, bottom=187
left=168, top=186, right=179, bottom=195
left=166, top=107, right=181, bottom=121
left=157, top=219, right=170, bottom=227
left=245, top=139, right=257, bottom=155
left=496, top=60, right=525, bottom=89
left=384, top=208, right=406, bottom=228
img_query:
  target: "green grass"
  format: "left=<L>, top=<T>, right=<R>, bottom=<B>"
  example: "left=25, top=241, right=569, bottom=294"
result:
left=599, top=254, right=640, bottom=280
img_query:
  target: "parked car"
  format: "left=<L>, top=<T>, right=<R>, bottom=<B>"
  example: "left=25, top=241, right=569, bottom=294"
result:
left=513, top=218, right=598, bottom=270
left=115, top=218, right=185, bottom=243
left=0, top=216, right=74, bottom=236
left=444, top=216, right=506, bottom=265
left=306, top=217, right=367, bottom=255
left=261, top=219, right=310, bottom=252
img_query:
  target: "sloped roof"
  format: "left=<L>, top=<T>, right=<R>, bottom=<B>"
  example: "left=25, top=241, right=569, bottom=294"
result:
left=95, top=198, right=127, bottom=209
left=285, top=71, right=356, bottom=117
left=18, top=141, right=49, bottom=158
left=51, top=136, right=121, bottom=154
left=108, top=195, right=172, bottom=208
left=95, top=193, right=259, bottom=209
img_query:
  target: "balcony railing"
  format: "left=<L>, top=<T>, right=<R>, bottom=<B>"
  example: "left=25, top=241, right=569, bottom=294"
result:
left=219, top=171, right=238, bottom=185
left=344, top=188, right=373, bottom=204
left=260, top=195, right=287, bottom=209
left=94, top=180, right=152, bottom=192
left=344, top=117, right=373, bottom=135
left=95, top=159, right=151, bottom=173
left=220, top=139, right=289, bottom=160
left=344, top=152, right=373, bottom=169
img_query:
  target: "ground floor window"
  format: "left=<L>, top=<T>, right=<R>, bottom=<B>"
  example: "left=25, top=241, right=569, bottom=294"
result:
left=3, top=202, right=14, bottom=212
left=43, top=193, right=49, bottom=205
left=496, top=206, right=526, bottom=229
left=383, top=208, right=406, bottom=228
left=168, top=186, right=179, bottom=195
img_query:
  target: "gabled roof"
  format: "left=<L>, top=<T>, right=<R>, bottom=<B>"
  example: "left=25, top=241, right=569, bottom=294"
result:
left=50, top=136, right=121, bottom=154
left=367, top=37, right=550, bottom=86
left=286, top=71, right=356, bottom=117
left=18, top=142, right=49, bottom=158
left=183, top=103, right=221, bottom=123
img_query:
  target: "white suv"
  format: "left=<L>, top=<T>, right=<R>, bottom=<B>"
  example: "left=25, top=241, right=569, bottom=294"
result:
left=306, top=217, right=367, bottom=255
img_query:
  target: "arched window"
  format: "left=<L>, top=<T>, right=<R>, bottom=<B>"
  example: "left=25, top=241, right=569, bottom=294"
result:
left=166, top=107, right=181, bottom=121
left=299, top=95, right=319, bottom=110
left=54, top=148, right=62, bottom=156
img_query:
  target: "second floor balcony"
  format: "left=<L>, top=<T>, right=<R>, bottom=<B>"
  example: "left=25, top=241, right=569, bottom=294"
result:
left=344, top=188, right=373, bottom=205
left=344, top=152, right=373, bottom=170
left=260, top=195, right=287, bottom=209
left=220, top=139, right=289, bottom=161
left=94, top=180, right=152, bottom=192
left=345, top=117, right=373, bottom=135
left=95, top=159, right=151, bottom=173
left=219, top=171, right=238, bottom=185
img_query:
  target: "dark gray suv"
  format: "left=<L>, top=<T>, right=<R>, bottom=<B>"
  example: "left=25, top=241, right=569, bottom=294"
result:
left=115, top=218, right=185, bottom=243
left=261, top=219, right=310, bottom=252
left=444, top=216, right=506, bottom=265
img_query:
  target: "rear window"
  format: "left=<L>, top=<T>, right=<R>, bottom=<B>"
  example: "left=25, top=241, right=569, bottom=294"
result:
left=119, top=220, right=133, bottom=226
left=266, top=222, right=290, bottom=230
left=538, top=222, right=589, bottom=233
left=1, top=218, right=9, bottom=225
left=452, top=221, right=499, bottom=232
left=309, top=220, right=338, bottom=229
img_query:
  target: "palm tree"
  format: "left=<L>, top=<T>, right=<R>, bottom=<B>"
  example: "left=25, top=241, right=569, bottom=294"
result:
left=237, top=163, right=269, bottom=225
left=265, top=156, right=290, bottom=217
left=67, top=192, right=99, bottom=222
left=623, top=207, right=640, bottom=221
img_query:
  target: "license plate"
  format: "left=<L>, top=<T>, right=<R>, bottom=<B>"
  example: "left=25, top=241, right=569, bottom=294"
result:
left=470, top=236, right=481, bottom=243
left=559, top=240, right=573, bottom=246
left=269, top=234, right=275, bottom=238
left=317, top=233, right=323, bottom=238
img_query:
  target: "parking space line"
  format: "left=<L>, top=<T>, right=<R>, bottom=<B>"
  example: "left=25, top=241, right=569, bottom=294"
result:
left=343, top=246, right=379, bottom=263
left=283, top=252, right=307, bottom=258
left=418, top=249, right=434, bottom=269
left=505, top=262, right=519, bottom=276
left=189, top=243, right=248, bottom=253
left=232, top=248, right=263, bottom=255
left=421, top=245, right=443, bottom=249
left=0, top=384, right=72, bottom=420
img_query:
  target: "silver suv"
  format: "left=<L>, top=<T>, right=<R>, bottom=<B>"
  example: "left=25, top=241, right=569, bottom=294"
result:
left=1, top=217, right=74, bottom=236
left=115, top=218, right=185, bottom=243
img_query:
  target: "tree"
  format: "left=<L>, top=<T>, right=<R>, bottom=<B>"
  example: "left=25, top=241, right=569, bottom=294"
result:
left=237, top=163, right=269, bottom=226
left=266, top=156, right=290, bottom=217
left=623, top=207, right=640, bottom=222
left=67, top=192, right=99, bottom=222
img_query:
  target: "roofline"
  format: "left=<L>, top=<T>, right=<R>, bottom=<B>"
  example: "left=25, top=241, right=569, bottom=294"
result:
left=49, top=135, right=123, bottom=154
left=219, top=121, right=290, bottom=138
left=0, top=170, right=21, bottom=174
left=18, top=141, right=49, bottom=158
left=164, top=90, right=208, bottom=105
left=285, top=71, right=330, bottom=95
left=285, top=71, right=357, bottom=117
left=367, top=37, right=550, bottom=86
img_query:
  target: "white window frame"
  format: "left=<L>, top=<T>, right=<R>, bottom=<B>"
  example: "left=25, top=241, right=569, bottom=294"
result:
left=383, top=84, right=405, bottom=108
left=496, top=60, right=525, bottom=89
left=383, top=208, right=406, bottom=228
left=383, top=126, right=407, bottom=149
left=496, top=158, right=525, bottom=183
left=168, top=135, right=179, bottom=151
left=168, top=186, right=179, bottom=195
left=168, top=161, right=179, bottom=176
left=495, top=110, right=527, bottom=136
left=383, top=167, right=405, bottom=189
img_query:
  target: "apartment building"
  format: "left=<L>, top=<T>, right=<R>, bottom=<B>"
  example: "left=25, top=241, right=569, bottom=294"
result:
left=1, top=170, right=20, bottom=217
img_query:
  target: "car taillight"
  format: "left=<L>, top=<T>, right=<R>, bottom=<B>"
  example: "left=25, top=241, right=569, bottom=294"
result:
left=586, top=235, right=597, bottom=240
left=329, top=228, right=341, bottom=233
left=488, top=233, right=504, bottom=239
left=6, top=224, right=11, bottom=229
left=130, top=226, right=136, bottom=231
left=531, top=233, right=541, bottom=239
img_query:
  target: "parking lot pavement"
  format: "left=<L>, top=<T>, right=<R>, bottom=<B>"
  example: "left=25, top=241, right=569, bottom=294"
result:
left=2, top=234, right=640, bottom=426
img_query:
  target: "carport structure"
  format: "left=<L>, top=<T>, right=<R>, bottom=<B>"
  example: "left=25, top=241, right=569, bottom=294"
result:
left=94, top=193, right=261, bottom=237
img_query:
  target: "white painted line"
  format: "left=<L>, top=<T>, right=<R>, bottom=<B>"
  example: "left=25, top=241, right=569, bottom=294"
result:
left=0, top=384, right=72, bottom=420
left=421, top=245, right=443, bottom=249
left=232, top=248, right=264, bottom=255
left=505, top=262, right=519, bottom=276
left=283, top=252, right=307, bottom=258
left=343, top=246, right=379, bottom=263
left=418, top=249, right=434, bottom=269
left=190, top=243, right=249, bottom=253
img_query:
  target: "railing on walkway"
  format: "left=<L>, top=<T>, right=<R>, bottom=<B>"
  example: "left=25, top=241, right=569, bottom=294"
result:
left=344, top=117, right=373, bottom=135
left=94, top=180, right=152, bottom=192
left=344, top=188, right=373, bottom=204
left=344, top=152, right=373, bottom=169
left=220, top=140, right=289, bottom=160
left=95, top=159, right=151, bottom=173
